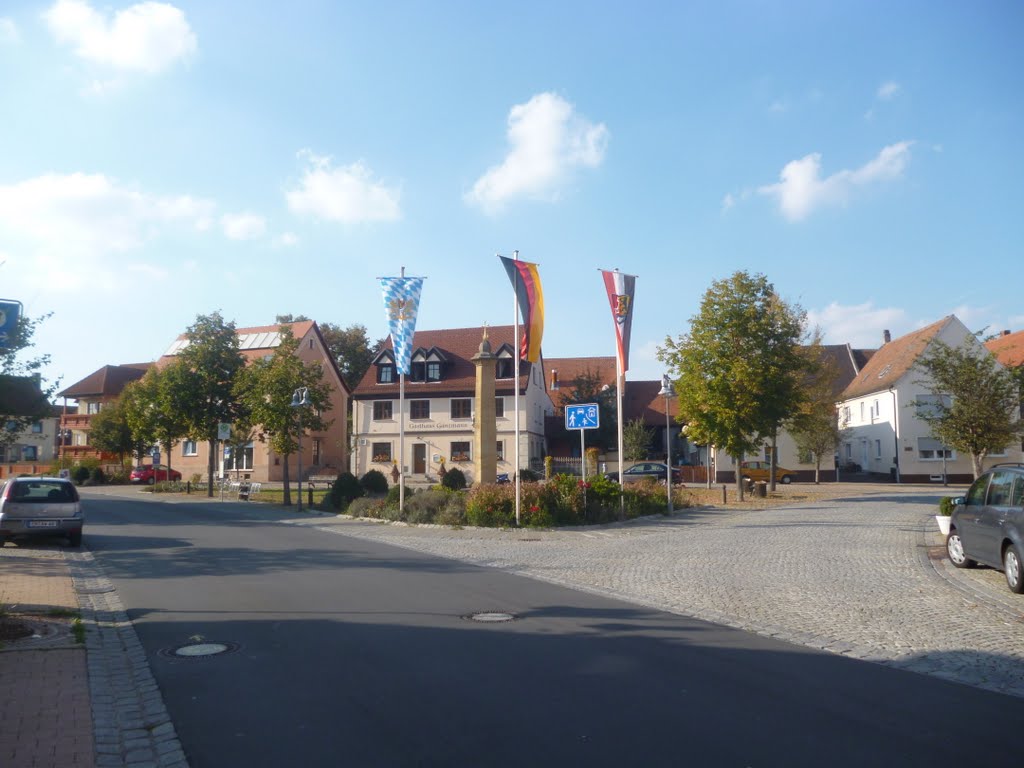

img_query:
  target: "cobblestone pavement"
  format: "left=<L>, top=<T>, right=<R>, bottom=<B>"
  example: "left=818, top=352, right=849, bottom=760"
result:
left=290, top=487, right=1024, bottom=698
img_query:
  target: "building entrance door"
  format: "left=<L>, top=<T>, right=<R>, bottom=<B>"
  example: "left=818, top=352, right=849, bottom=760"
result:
left=413, top=443, right=426, bottom=474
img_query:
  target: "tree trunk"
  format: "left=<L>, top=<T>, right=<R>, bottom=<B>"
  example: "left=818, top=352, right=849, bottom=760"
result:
left=814, top=458, right=820, bottom=484
left=207, top=438, right=216, bottom=497
left=971, top=452, right=984, bottom=480
left=769, top=432, right=778, bottom=492
left=734, top=454, right=744, bottom=501
left=282, top=453, right=292, bottom=506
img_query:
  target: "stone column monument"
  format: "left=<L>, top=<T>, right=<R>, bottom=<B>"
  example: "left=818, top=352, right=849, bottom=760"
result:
left=471, top=327, right=497, bottom=485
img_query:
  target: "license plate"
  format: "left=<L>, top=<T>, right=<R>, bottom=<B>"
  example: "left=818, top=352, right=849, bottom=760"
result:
left=27, top=520, right=59, bottom=528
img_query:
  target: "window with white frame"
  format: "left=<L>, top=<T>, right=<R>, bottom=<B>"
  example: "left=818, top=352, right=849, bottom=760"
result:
left=224, top=442, right=254, bottom=470
left=31, top=421, right=43, bottom=434
left=873, top=399, right=880, bottom=419
left=373, top=401, right=393, bottom=420
left=312, top=438, right=322, bottom=465
left=496, top=440, right=504, bottom=461
left=917, top=437, right=954, bottom=460
left=183, top=440, right=198, bottom=456
left=841, top=406, right=851, bottom=425
left=450, top=441, right=471, bottom=462
left=427, top=361, right=441, bottom=382
left=495, top=397, right=504, bottom=418
left=875, top=439, right=881, bottom=458
left=410, top=400, right=430, bottom=420
left=451, top=399, right=472, bottom=419
left=22, top=445, right=38, bottom=461
left=377, top=364, right=394, bottom=383
left=860, top=402, right=865, bottom=421
left=87, top=402, right=102, bottom=415
left=371, top=442, right=392, bottom=462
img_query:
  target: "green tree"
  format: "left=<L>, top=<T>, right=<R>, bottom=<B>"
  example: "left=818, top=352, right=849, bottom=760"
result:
left=0, top=311, right=59, bottom=450
left=658, top=271, right=809, bottom=498
left=319, top=322, right=384, bottom=389
left=913, top=337, right=1022, bottom=479
left=86, top=398, right=136, bottom=468
left=790, top=345, right=844, bottom=484
left=122, top=363, right=192, bottom=474
left=235, top=326, right=333, bottom=506
left=623, top=418, right=654, bottom=462
left=175, top=312, right=247, bottom=495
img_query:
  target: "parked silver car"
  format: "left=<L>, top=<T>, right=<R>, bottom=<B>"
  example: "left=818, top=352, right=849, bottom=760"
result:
left=946, top=463, right=1024, bottom=594
left=0, top=477, right=83, bottom=547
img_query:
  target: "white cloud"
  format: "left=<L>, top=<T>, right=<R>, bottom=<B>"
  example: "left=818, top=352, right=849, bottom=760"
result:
left=274, top=232, right=299, bottom=248
left=286, top=151, right=401, bottom=223
left=465, top=92, right=609, bottom=213
left=0, top=172, right=214, bottom=291
left=220, top=212, right=266, bottom=240
left=44, top=0, right=196, bottom=74
left=807, top=302, right=908, bottom=349
left=877, top=81, right=901, bottom=100
left=757, top=141, right=913, bottom=220
left=0, top=17, right=19, bottom=43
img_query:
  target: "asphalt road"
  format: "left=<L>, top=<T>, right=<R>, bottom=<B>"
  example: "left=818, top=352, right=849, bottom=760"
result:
left=83, top=493, right=1024, bottom=767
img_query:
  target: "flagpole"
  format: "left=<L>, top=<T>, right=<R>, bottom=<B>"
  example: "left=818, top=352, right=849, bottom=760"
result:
left=616, top=351, right=625, bottom=519
left=511, top=250, right=522, bottom=526
left=399, top=266, right=406, bottom=514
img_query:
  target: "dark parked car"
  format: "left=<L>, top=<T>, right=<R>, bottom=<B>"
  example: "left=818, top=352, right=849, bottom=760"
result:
left=0, top=477, right=83, bottom=547
left=605, top=462, right=682, bottom=484
left=946, top=463, right=1024, bottom=594
left=130, top=464, right=182, bottom=484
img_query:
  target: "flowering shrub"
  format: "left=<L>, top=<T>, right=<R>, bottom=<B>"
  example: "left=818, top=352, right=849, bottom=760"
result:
left=465, top=483, right=516, bottom=527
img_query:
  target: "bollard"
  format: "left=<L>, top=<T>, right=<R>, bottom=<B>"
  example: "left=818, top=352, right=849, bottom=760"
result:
left=721, top=484, right=727, bottom=504
left=307, top=485, right=314, bottom=508
left=186, top=481, right=191, bottom=495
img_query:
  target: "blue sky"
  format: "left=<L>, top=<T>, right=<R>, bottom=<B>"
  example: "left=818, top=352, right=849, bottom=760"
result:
left=2, top=1, right=1022, bottom=396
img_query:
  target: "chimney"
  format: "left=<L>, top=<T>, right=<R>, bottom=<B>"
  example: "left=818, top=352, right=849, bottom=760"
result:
left=883, top=330, right=891, bottom=344
left=550, top=369, right=559, bottom=390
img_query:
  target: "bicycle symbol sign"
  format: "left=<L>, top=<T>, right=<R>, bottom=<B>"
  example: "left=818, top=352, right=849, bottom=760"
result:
left=565, top=403, right=600, bottom=430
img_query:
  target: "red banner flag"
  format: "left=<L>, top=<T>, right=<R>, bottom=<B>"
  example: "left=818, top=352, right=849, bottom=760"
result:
left=601, top=269, right=636, bottom=372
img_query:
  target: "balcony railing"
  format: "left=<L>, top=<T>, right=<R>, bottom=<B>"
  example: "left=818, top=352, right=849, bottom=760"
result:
left=61, top=414, right=92, bottom=429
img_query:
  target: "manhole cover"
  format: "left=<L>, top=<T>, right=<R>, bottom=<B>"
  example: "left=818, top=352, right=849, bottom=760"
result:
left=159, top=641, right=240, bottom=659
left=464, top=612, right=516, bottom=623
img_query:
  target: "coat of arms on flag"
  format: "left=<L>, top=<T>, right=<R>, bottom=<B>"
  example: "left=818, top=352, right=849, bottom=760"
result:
left=380, top=277, right=424, bottom=375
left=601, top=269, right=637, bottom=373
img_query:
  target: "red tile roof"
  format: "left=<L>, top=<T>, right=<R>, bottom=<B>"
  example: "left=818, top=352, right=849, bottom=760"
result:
left=352, top=325, right=538, bottom=398
left=985, top=329, right=1024, bottom=368
left=58, top=364, right=152, bottom=398
left=841, top=316, right=953, bottom=400
left=544, top=357, right=617, bottom=398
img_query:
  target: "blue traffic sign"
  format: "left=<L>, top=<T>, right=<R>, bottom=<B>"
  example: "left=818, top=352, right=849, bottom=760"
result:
left=565, top=403, right=600, bottom=430
left=0, top=300, right=21, bottom=350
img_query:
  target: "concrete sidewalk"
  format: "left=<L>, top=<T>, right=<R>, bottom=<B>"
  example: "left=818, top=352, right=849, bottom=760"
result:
left=0, top=542, right=187, bottom=768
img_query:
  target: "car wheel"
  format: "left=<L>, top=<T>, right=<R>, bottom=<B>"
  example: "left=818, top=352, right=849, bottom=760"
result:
left=148, top=476, right=155, bottom=485
left=1004, top=544, right=1024, bottom=594
left=67, top=530, right=82, bottom=548
left=781, top=475, right=793, bottom=484
left=946, top=531, right=976, bottom=569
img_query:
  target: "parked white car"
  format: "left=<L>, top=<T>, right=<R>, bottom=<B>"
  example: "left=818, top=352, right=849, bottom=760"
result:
left=0, top=477, right=83, bottom=547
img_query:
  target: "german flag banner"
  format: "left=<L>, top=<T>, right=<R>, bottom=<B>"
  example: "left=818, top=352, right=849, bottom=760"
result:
left=499, top=255, right=544, bottom=362
left=600, top=269, right=636, bottom=373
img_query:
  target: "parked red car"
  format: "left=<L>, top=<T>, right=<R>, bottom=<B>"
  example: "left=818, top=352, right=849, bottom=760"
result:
left=130, top=464, right=182, bottom=484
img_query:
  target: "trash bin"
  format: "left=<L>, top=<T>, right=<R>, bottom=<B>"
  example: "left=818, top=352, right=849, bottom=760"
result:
left=754, top=481, right=767, bottom=498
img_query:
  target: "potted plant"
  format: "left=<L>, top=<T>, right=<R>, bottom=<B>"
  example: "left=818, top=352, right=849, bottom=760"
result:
left=936, top=496, right=956, bottom=536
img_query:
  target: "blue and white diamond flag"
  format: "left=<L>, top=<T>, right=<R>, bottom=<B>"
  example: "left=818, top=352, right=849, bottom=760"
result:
left=380, top=277, right=424, bottom=375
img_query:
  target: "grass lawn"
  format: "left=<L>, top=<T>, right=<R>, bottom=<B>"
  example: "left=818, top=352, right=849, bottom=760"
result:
left=254, top=487, right=332, bottom=507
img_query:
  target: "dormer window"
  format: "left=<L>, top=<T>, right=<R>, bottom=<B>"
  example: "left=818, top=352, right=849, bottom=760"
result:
left=496, top=344, right=515, bottom=379
left=410, top=361, right=426, bottom=382
left=427, top=361, right=441, bottom=381
left=377, top=364, right=394, bottom=383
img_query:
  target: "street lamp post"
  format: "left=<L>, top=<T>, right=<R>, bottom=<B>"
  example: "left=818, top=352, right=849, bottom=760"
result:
left=659, top=374, right=676, bottom=514
left=291, top=387, right=311, bottom=512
